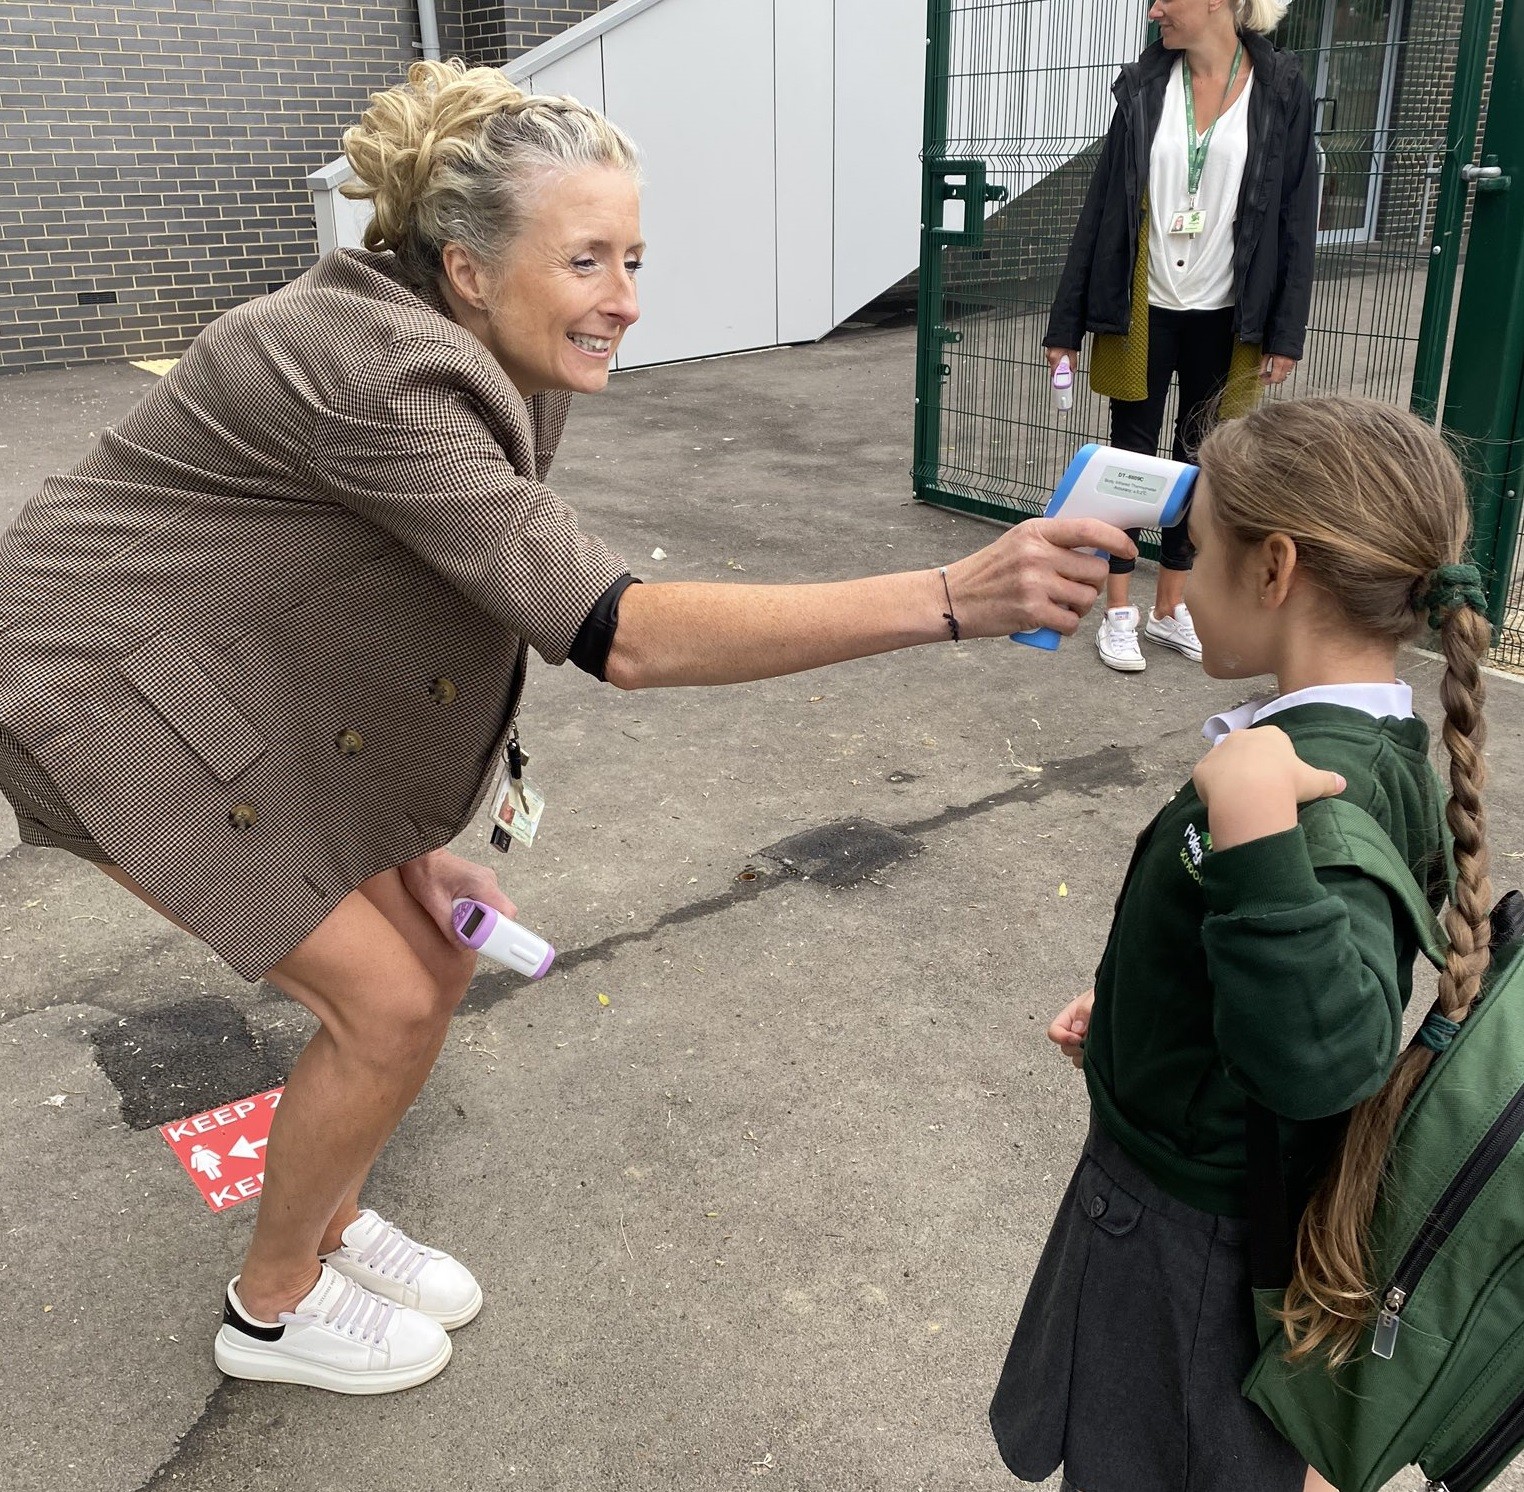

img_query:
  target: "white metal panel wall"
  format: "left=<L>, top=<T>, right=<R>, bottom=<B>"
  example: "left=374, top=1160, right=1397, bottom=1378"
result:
left=774, top=0, right=835, bottom=345
left=524, top=42, right=607, bottom=113
left=946, top=0, right=1146, bottom=204
left=832, top=0, right=924, bottom=324
left=601, top=0, right=778, bottom=368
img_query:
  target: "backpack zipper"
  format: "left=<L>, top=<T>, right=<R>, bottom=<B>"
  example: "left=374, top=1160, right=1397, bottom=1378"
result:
left=1373, top=1078, right=1524, bottom=1359
left=1426, top=1383, right=1524, bottom=1492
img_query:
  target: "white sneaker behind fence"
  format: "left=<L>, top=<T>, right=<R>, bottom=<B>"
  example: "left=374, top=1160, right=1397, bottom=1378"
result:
left=1143, top=603, right=1203, bottom=662
left=1096, top=605, right=1146, bottom=672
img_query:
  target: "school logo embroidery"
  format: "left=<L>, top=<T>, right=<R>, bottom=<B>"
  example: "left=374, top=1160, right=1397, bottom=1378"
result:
left=1181, top=821, right=1212, bottom=884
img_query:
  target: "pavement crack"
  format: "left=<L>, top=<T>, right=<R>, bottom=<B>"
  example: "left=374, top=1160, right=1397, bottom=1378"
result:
left=463, top=742, right=1143, bottom=1013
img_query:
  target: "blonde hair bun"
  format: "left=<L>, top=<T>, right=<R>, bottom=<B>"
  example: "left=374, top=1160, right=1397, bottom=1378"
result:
left=340, top=58, right=640, bottom=288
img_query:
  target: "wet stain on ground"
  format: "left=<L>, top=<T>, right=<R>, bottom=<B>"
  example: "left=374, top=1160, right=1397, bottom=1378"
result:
left=91, top=995, right=289, bottom=1130
left=759, top=818, right=924, bottom=887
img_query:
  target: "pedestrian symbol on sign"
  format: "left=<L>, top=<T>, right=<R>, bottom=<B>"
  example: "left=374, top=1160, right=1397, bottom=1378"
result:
left=188, top=1144, right=223, bottom=1181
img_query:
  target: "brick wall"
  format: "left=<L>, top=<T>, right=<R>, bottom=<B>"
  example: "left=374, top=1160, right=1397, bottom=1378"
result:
left=450, top=2, right=619, bottom=68
left=0, top=1, right=614, bottom=373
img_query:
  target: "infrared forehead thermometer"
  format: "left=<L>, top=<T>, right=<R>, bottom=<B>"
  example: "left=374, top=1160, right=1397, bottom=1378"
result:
left=451, top=899, right=555, bottom=979
left=1012, top=443, right=1198, bottom=651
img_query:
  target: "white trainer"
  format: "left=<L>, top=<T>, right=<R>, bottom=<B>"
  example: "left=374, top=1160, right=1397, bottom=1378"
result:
left=1143, top=602, right=1204, bottom=662
left=1096, top=605, right=1146, bottom=672
left=322, top=1209, right=483, bottom=1330
left=214, top=1264, right=451, bottom=1394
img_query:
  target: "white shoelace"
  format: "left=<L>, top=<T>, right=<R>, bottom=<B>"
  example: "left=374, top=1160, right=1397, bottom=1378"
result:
left=355, top=1218, right=432, bottom=1286
left=1172, top=609, right=1200, bottom=646
left=282, top=1275, right=396, bottom=1346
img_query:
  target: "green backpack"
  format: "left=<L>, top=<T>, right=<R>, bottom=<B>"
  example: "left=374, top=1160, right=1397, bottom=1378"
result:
left=1242, top=797, right=1524, bottom=1492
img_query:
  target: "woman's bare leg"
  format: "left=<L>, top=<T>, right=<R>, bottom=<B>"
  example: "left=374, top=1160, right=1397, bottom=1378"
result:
left=314, top=866, right=477, bottom=1254
left=1153, top=566, right=1189, bottom=619
left=95, top=862, right=477, bottom=1320
left=1305, top=1468, right=1337, bottom=1491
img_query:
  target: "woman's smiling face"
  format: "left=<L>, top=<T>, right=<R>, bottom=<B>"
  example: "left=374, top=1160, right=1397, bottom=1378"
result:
left=473, top=164, right=644, bottom=398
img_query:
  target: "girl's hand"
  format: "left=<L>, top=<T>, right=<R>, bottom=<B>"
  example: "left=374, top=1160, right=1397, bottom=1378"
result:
left=1260, top=354, right=1296, bottom=385
left=398, top=848, right=518, bottom=945
left=1046, top=346, right=1080, bottom=376
left=1192, top=725, right=1346, bottom=851
left=1048, top=988, right=1095, bottom=1071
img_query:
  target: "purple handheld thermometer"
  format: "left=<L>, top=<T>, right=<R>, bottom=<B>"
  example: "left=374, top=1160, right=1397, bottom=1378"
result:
left=451, top=899, right=555, bottom=979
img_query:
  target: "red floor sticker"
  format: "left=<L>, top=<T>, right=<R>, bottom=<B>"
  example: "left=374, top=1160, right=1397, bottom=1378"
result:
left=160, top=1087, right=283, bottom=1211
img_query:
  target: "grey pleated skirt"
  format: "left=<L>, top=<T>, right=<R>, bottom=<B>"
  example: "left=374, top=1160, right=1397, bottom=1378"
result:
left=989, top=1119, right=1305, bottom=1492
left=0, top=724, right=110, bottom=863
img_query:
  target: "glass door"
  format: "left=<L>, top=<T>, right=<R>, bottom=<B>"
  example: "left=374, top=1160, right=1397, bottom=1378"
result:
left=1308, top=0, right=1406, bottom=243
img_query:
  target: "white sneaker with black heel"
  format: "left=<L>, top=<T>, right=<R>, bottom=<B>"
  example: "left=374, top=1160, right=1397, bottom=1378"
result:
left=321, top=1208, right=483, bottom=1329
left=214, top=1263, right=451, bottom=1394
left=1143, top=602, right=1203, bottom=662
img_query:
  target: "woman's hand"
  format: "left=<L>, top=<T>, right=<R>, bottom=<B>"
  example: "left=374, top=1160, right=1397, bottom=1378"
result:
left=1048, top=988, right=1095, bottom=1071
left=1046, top=347, right=1080, bottom=376
left=943, top=514, right=1132, bottom=638
left=398, top=848, right=518, bottom=946
left=1192, top=725, right=1346, bottom=851
left=1260, top=354, right=1296, bottom=386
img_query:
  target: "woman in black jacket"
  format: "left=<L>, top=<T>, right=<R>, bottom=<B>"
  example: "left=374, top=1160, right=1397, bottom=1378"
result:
left=1045, top=0, right=1317, bottom=674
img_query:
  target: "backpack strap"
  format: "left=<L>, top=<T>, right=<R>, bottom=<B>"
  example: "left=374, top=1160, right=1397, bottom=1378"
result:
left=1298, top=797, right=1449, bottom=970
left=1246, top=797, right=1449, bottom=1290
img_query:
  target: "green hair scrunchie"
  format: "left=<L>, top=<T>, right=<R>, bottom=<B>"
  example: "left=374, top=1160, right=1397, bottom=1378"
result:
left=1415, top=1008, right=1462, bottom=1054
left=1419, top=563, right=1487, bottom=629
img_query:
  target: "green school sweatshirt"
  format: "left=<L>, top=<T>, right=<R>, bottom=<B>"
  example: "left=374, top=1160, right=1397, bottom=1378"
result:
left=1083, top=703, right=1450, bottom=1216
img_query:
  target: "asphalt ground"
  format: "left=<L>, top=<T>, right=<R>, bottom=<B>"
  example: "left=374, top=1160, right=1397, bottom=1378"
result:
left=2, top=325, right=1522, bottom=1492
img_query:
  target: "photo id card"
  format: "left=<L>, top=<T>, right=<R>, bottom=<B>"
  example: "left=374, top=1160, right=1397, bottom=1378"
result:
left=492, top=773, right=545, bottom=849
left=1168, top=209, right=1207, bottom=236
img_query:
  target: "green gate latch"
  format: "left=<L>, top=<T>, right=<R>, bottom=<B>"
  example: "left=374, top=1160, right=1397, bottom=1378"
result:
left=930, top=160, right=1009, bottom=247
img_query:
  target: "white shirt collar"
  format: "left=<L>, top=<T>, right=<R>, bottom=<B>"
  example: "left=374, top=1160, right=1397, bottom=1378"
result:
left=1202, top=681, right=1414, bottom=744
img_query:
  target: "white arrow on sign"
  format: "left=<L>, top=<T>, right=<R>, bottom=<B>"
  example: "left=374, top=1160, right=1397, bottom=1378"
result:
left=228, top=1134, right=269, bottom=1161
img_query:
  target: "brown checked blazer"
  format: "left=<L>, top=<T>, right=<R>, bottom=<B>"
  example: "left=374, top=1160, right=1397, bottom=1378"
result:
left=0, top=251, right=629, bottom=979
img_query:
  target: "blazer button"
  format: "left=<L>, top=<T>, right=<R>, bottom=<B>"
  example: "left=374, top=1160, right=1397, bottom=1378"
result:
left=229, top=804, right=259, bottom=830
left=336, top=728, right=365, bottom=757
left=428, top=677, right=458, bottom=705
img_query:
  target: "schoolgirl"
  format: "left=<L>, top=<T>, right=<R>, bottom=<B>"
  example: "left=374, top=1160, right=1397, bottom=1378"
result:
left=990, top=396, right=1492, bottom=1492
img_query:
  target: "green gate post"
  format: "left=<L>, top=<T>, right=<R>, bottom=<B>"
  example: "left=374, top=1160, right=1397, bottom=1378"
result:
left=1441, top=0, right=1524, bottom=630
left=912, top=0, right=953, bottom=501
left=1410, top=0, right=1500, bottom=422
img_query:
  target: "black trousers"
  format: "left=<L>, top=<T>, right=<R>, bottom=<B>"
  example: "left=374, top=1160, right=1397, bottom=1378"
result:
left=1106, top=304, right=1237, bottom=576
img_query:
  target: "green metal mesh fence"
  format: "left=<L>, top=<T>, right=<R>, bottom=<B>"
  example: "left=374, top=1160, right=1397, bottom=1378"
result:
left=916, top=0, right=1522, bottom=666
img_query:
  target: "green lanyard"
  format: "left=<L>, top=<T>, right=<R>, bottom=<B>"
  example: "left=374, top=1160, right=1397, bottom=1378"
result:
left=1182, top=42, right=1243, bottom=204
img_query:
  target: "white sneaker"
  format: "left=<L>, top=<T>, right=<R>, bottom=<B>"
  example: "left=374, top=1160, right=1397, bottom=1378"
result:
left=1096, top=606, right=1146, bottom=672
left=322, top=1209, right=483, bottom=1330
left=1143, top=602, right=1204, bottom=662
left=214, top=1264, right=451, bottom=1394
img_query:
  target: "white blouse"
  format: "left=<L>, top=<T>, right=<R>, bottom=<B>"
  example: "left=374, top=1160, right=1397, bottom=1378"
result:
left=1147, top=57, right=1254, bottom=313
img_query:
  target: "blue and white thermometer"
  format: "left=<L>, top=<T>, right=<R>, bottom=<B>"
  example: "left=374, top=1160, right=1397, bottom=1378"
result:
left=1012, top=443, right=1198, bottom=651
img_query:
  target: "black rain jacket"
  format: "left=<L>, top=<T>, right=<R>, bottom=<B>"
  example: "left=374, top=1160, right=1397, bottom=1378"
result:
left=1044, top=30, right=1319, bottom=361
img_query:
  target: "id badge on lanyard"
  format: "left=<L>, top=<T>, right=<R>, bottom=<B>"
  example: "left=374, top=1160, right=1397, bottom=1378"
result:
left=489, top=723, right=545, bottom=852
left=1172, top=44, right=1241, bottom=239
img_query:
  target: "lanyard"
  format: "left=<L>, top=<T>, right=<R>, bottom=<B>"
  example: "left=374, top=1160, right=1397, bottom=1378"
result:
left=1182, top=42, right=1243, bottom=204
